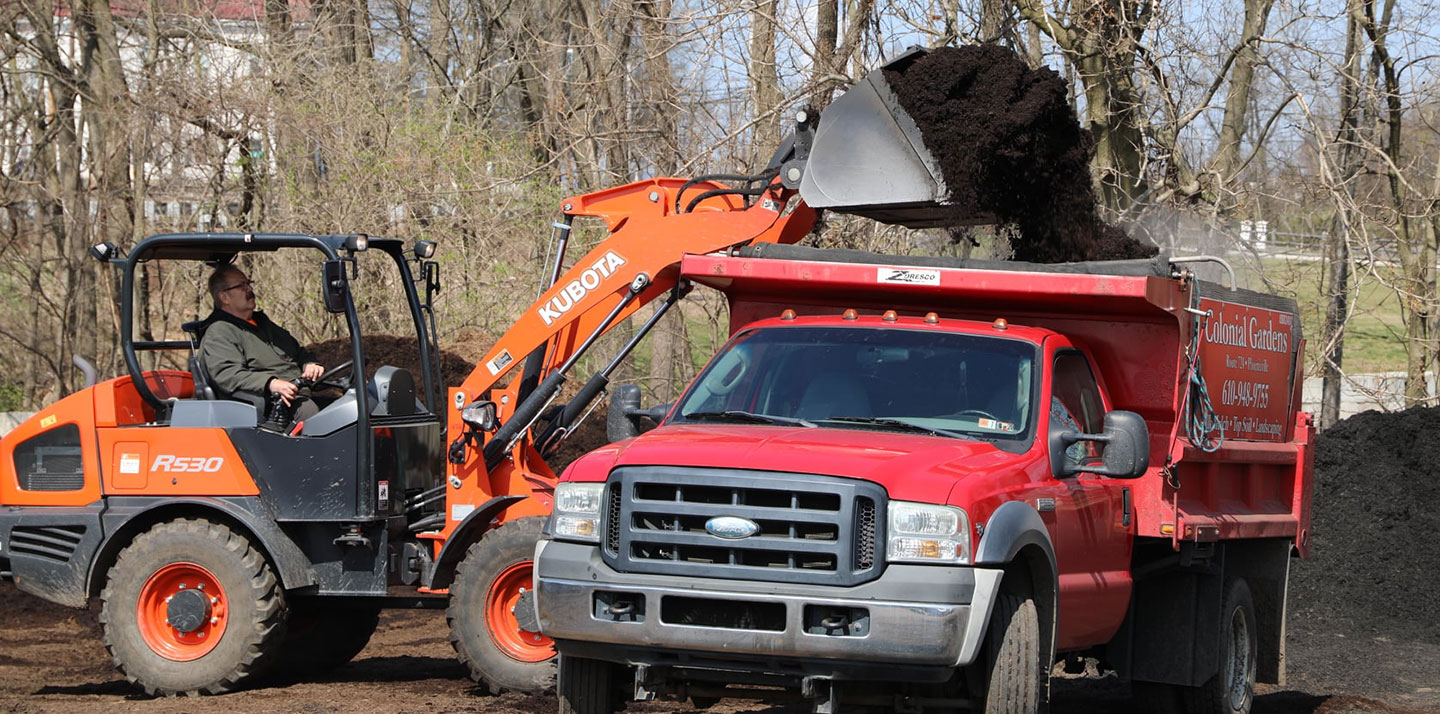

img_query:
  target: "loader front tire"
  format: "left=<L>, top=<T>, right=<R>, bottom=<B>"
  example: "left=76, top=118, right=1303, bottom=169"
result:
left=100, top=518, right=286, bottom=696
left=447, top=516, right=556, bottom=694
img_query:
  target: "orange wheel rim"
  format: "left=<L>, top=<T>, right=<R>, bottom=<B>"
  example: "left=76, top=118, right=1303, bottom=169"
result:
left=136, top=562, right=228, bottom=661
left=484, top=562, right=553, bottom=662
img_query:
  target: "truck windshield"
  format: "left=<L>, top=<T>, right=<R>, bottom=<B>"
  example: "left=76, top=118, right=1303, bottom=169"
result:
left=671, top=326, right=1037, bottom=447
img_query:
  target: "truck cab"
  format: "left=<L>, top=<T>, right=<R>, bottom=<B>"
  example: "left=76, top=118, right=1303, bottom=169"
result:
left=536, top=245, right=1311, bottom=714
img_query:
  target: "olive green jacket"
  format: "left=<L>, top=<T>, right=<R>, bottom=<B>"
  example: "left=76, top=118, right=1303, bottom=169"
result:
left=198, top=309, right=317, bottom=396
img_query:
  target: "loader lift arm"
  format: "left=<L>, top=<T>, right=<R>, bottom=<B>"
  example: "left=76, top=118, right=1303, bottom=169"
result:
left=434, top=173, right=816, bottom=545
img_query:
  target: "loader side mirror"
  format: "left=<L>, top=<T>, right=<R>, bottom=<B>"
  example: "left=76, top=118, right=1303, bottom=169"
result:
left=1051, top=410, right=1150, bottom=479
left=322, top=260, right=349, bottom=313
left=607, top=385, right=669, bottom=442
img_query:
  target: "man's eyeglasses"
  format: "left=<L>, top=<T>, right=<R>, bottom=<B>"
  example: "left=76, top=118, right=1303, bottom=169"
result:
left=222, top=280, right=254, bottom=293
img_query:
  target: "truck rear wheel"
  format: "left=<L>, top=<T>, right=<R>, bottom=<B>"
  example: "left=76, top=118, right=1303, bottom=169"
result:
left=99, top=518, right=286, bottom=696
left=558, top=654, right=621, bottom=714
left=978, top=590, right=1044, bottom=714
left=275, top=598, right=382, bottom=674
left=1183, top=579, right=1257, bottom=714
left=447, top=516, right=556, bottom=694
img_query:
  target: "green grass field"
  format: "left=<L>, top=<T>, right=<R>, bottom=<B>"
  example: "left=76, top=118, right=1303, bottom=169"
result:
left=1244, top=257, right=1409, bottom=375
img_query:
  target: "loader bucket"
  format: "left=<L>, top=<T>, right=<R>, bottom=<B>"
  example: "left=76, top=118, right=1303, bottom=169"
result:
left=799, top=48, right=989, bottom=228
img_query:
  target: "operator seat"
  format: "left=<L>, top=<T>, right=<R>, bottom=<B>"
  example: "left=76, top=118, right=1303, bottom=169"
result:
left=180, top=318, right=266, bottom=413
left=181, top=319, right=219, bottom=400
left=174, top=318, right=261, bottom=428
left=796, top=372, right=872, bottom=421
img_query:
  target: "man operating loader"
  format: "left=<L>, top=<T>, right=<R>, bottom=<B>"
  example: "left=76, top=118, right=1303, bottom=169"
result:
left=200, top=265, right=325, bottom=422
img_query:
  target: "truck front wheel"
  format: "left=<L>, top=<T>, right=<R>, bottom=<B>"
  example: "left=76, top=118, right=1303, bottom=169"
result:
left=977, top=590, right=1044, bottom=714
left=558, top=655, right=622, bottom=714
left=99, top=518, right=287, bottom=696
left=447, top=516, right=556, bottom=694
left=1184, top=578, right=1257, bottom=714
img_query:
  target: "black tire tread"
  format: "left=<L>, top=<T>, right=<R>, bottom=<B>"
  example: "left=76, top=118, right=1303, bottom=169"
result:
left=99, top=518, right=286, bottom=696
left=446, top=516, right=555, bottom=694
left=558, top=655, right=617, bottom=714
left=982, top=592, right=1042, bottom=714
left=1182, top=579, right=1256, bottom=714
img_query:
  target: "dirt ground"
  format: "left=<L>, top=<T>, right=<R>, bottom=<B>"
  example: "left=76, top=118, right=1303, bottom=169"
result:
left=0, top=582, right=1435, bottom=713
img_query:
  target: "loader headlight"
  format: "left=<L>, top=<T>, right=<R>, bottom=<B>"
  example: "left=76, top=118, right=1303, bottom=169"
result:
left=552, top=482, right=605, bottom=543
left=887, top=501, right=971, bottom=564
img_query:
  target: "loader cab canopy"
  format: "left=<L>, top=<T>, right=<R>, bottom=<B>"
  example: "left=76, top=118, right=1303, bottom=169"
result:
left=113, top=232, right=442, bottom=426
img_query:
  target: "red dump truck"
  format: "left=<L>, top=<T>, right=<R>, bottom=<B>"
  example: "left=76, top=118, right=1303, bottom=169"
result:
left=534, top=243, right=1313, bottom=714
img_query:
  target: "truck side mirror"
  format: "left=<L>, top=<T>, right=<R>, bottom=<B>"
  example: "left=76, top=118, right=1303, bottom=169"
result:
left=1051, top=410, right=1150, bottom=479
left=322, top=260, right=349, bottom=313
left=607, top=385, right=669, bottom=442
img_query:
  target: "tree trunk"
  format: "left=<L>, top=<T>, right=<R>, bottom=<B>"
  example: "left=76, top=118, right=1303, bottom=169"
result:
left=748, top=0, right=780, bottom=167
left=1320, top=0, right=1364, bottom=429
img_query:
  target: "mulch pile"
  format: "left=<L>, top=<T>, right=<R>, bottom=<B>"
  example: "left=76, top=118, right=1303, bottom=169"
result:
left=1289, top=407, right=1440, bottom=645
left=305, top=333, right=609, bottom=474
left=884, top=45, right=1156, bottom=263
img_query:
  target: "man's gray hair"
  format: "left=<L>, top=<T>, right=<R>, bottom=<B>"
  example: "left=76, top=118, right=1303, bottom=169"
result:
left=208, top=265, right=243, bottom=308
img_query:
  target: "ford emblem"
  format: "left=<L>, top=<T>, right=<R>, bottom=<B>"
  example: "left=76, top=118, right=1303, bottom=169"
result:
left=705, top=516, right=760, bottom=539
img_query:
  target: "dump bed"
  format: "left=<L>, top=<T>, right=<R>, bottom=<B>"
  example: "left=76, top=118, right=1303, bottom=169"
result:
left=680, top=245, right=1313, bottom=553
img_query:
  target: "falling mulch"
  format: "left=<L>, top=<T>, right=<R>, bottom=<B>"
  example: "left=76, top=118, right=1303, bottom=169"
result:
left=884, top=45, right=1156, bottom=263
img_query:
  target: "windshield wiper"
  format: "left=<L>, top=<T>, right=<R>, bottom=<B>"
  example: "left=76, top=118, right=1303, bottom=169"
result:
left=681, top=410, right=817, bottom=428
left=822, top=416, right=985, bottom=441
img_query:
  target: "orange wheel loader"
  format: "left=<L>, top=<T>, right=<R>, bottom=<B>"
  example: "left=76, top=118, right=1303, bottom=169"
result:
left=0, top=112, right=832, bottom=696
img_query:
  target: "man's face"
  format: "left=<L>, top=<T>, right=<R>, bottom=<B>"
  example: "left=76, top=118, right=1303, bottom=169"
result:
left=217, top=269, right=256, bottom=318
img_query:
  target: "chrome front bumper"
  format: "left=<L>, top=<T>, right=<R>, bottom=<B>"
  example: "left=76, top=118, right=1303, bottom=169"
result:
left=534, top=539, right=1004, bottom=670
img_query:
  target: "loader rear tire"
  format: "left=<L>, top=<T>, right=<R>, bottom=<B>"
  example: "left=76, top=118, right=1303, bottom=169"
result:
left=99, top=518, right=286, bottom=696
left=558, top=655, right=621, bottom=714
left=447, top=516, right=556, bottom=694
left=274, top=598, right=382, bottom=674
left=977, top=589, right=1044, bottom=714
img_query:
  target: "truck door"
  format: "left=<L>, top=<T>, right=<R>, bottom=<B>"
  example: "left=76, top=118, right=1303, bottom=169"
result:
left=1043, top=347, right=1133, bottom=650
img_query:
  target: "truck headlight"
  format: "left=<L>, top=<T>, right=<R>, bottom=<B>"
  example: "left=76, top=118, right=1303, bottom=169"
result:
left=552, top=482, right=605, bottom=543
left=887, top=501, right=971, bottom=564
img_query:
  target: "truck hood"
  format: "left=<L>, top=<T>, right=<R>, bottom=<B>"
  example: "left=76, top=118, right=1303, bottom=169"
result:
left=573, top=424, right=1032, bottom=503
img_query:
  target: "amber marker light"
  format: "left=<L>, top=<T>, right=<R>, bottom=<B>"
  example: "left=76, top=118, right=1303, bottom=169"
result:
left=992, top=318, right=1009, bottom=330
left=924, top=312, right=940, bottom=324
left=882, top=310, right=898, bottom=322
left=780, top=309, right=797, bottom=320
left=842, top=309, right=859, bottom=321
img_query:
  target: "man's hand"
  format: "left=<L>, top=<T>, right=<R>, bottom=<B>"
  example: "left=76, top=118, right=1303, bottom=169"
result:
left=269, top=377, right=299, bottom=405
left=302, top=362, right=324, bottom=381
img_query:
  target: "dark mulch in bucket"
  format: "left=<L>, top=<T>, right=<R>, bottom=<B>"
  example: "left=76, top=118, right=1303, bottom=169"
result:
left=885, top=45, right=1155, bottom=263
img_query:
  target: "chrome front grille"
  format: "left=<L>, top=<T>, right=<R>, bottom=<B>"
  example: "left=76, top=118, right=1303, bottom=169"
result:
left=601, top=467, right=886, bottom=586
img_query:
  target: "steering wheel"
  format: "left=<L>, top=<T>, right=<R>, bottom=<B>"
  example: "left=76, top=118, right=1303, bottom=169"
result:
left=955, top=409, right=1001, bottom=422
left=315, top=360, right=355, bottom=391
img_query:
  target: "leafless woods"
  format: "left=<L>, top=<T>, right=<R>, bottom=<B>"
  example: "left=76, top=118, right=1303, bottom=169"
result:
left=0, top=0, right=1435, bottom=422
